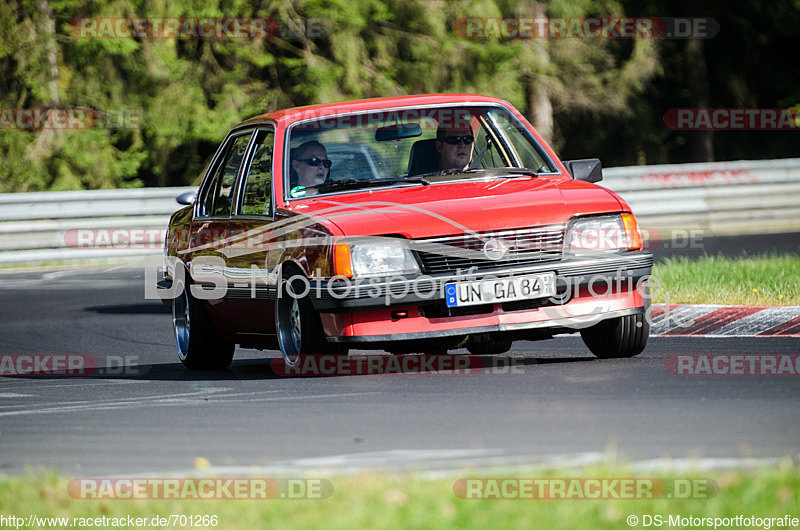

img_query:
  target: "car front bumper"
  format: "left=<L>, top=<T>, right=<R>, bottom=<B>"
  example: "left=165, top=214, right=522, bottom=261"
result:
left=322, top=289, right=648, bottom=343
left=316, top=251, right=653, bottom=343
left=309, top=251, right=653, bottom=311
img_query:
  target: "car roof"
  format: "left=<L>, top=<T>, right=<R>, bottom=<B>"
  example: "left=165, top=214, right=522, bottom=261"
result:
left=239, top=93, right=510, bottom=127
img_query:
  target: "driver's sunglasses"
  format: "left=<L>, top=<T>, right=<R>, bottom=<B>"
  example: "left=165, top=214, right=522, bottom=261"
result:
left=441, top=135, right=475, bottom=146
left=299, top=157, right=332, bottom=168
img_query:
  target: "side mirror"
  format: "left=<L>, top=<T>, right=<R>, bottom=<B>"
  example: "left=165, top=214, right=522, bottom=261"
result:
left=563, top=159, right=603, bottom=183
left=176, top=191, right=197, bottom=205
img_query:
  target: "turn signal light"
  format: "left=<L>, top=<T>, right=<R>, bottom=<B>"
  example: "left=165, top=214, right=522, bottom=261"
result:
left=621, top=213, right=643, bottom=250
left=333, top=244, right=353, bottom=278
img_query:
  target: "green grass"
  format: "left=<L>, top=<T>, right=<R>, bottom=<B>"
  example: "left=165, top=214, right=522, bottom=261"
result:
left=0, top=257, right=148, bottom=270
left=1, top=465, right=799, bottom=529
left=652, top=254, right=800, bottom=306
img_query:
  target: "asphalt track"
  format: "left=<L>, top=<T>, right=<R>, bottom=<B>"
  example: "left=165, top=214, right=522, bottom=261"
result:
left=0, top=261, right=797, bottom=477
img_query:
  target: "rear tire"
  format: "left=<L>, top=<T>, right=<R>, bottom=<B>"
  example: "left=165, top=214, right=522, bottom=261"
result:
left=580, top=312, right=649, bottom=359
left=172, top=276, right=235, bottom=370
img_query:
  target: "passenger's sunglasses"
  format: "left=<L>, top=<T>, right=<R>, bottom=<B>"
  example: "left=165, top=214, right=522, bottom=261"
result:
left=298, top=157, right=332, bottom=168
left=440, top=135, right=475, bottom=146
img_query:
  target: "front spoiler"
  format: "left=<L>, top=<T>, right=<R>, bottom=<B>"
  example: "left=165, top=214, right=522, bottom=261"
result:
left=328, top=307, right=646, bottom=343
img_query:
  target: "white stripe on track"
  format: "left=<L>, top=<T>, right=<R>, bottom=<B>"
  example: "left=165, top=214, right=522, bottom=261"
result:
left=120, top=450, right=795, bottom=480
left=650, top=305, right=720, bottom=335
left=0, top=389, right=382, bottom=418
left=710, top=307, right=800, bottom=336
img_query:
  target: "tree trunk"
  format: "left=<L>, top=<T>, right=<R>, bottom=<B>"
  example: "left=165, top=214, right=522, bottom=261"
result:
left=685, top=38, right=713, bottom=161
left=526, top=75, right=553, bottom=141
left=36, top=0, right=60, bottom=105
left=26, top=0, right=62, bottom=175
left=524, top=2, right=553, bottom=141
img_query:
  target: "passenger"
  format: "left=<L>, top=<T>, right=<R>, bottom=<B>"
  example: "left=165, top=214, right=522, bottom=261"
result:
left=435, top=122, right=475, bottom=171
left=290, top=140, right=331, bottom=196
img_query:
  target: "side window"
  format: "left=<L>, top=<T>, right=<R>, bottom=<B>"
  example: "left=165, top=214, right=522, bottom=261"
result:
left=240, top=129, right=274, bottom=216
left=490, top=111, right=554, bottom=173
left=328, top=148, right=389, bottom=181
left=470, top=122, right=506, bottom=169
left=201, top=133, right=252, bottom=217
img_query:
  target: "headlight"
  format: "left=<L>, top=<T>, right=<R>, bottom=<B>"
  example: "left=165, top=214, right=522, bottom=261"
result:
left=334, top=239, right=420, bottom=277
left=565, top=214, right=642, bottom=253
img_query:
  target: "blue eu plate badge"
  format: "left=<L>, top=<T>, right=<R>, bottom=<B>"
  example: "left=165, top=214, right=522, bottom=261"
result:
left=445, top=284, right=457, bottom=307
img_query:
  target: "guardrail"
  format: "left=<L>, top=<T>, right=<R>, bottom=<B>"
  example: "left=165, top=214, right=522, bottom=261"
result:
left=0, top=158, right=798, bottom=265
left=0, top=188, right=194, bottom=264
left=601, top=158, right=800, bottom=234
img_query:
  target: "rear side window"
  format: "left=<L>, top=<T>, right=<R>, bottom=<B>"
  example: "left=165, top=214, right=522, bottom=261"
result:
left=200, top=133, right=252, bottom=217
left=328, top=148, right=391, bottom=181
left=240, top=129, right=275, bottom=216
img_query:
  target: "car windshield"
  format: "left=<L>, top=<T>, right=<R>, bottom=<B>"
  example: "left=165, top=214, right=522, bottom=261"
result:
left=285, top=105, right=555, bottom=198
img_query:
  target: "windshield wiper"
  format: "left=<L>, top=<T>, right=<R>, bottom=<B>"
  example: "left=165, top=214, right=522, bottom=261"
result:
left=350, top=177, right=430, bottom=187
left=398, top=176, right=431, bottom=185
left=411, top=167, right=538, bottom=179
left=484, top=167, right=539, bottom=178
left=411, top=168, right=485, bottom=179
left=310, top=177, right=430, bottom=194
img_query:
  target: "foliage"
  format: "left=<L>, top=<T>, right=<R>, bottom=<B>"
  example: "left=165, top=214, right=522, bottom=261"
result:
left=0, top=0, right=797, bottom=191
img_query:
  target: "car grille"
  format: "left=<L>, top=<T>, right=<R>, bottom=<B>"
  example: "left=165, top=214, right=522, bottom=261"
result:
left=411, top=226, right=564, bottom=274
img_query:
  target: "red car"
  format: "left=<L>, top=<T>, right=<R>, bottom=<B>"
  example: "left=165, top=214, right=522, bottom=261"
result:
left=162, top=94, right=653, bottom=370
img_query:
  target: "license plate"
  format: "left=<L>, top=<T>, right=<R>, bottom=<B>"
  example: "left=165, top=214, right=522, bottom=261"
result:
left=445, top=273, right=556, bottom=308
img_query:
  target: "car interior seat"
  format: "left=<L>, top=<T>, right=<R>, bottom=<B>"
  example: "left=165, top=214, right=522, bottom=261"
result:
left=407, top=138, right=440, bottom=176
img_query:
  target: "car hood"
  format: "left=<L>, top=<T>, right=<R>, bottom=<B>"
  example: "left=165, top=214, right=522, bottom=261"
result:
left=285, top=177, right=623, bottom=238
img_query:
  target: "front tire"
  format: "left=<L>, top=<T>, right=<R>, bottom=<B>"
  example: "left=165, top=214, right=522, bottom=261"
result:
left=172, top=277, right=235, bottom=370
left=580, top=312, right=649, bottom=359
left=275, top=273, right=347, bottom=367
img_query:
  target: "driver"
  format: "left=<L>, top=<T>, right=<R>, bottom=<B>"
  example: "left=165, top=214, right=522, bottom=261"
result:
left=290, top=140, right=331, bottom=196
left=435, top=120, right=475, bottom=171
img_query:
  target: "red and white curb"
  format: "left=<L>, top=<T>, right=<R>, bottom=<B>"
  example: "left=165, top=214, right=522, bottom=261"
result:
left=650, top=305, right=800, bottom=337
